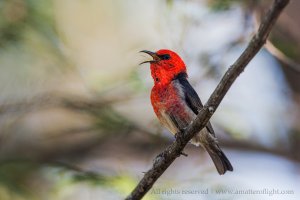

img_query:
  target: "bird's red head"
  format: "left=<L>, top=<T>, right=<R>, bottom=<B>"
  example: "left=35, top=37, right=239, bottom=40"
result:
left=140, top=49, right=187, bottom=85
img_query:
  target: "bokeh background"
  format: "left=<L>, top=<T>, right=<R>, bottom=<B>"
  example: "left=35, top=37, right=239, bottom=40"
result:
left=0, top=0, right=299, bottom=199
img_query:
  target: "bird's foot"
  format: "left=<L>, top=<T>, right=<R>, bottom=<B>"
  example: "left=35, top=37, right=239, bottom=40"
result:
left=174, top=128, right=186, bottom=140
left=174, top=129, right=188, bottom=157
left=174, top=132, right=180, bottom=140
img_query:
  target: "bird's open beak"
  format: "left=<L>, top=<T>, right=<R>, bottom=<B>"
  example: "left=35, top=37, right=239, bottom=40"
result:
left=139, top=50, right=161, bottom=65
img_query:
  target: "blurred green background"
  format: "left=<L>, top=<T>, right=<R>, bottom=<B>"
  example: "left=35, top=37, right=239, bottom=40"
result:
left=0, top=0, right=299, bottom=199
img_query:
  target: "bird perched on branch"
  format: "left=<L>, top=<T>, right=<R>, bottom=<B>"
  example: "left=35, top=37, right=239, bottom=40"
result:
left=140, top=49, right=233, bottom=175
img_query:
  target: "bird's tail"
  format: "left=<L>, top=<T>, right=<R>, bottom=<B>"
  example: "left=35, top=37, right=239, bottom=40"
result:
left=204, top=144, right=233, bottom=175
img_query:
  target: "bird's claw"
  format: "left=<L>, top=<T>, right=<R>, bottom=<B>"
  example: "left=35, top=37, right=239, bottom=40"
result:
left=175, top=128, right=186, bottom=140
left=174, top=132, right=180, bottom=139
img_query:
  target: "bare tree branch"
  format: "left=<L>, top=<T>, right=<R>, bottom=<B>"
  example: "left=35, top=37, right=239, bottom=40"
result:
left=0, top=94, right=113, bottom=115
left=125, top=0, right=290, bottom=199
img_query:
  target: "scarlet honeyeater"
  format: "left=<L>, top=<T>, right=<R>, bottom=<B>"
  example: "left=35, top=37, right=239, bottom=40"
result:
left=140, top=49, right=233, bottom=175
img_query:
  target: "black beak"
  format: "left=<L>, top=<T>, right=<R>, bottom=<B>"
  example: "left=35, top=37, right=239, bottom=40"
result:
left=139, top=50, right=161, bottom=65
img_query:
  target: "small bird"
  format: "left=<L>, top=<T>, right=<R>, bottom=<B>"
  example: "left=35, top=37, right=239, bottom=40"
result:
left=140, top=49, right=233, bottom=175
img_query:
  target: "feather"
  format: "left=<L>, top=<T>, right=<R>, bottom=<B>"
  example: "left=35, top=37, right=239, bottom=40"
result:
left=175, top=73, right=215, bottom=136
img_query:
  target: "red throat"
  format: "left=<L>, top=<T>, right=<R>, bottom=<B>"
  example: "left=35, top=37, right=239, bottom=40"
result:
left=150, top=49, right=187, bottom=85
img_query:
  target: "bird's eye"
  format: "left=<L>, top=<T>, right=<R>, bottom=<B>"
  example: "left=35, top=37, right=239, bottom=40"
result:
left=160, top=54, right=171, bottom=60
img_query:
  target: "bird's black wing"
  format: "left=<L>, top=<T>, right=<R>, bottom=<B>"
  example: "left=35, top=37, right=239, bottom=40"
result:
left=176, top=73, right=215, bottom=136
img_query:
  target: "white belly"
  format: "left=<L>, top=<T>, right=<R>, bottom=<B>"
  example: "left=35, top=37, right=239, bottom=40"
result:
left=159, top=110, right=210, bottom=147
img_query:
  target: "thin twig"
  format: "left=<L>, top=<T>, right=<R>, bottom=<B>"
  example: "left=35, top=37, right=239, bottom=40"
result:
left=125, top=0, right=290, bottom=199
